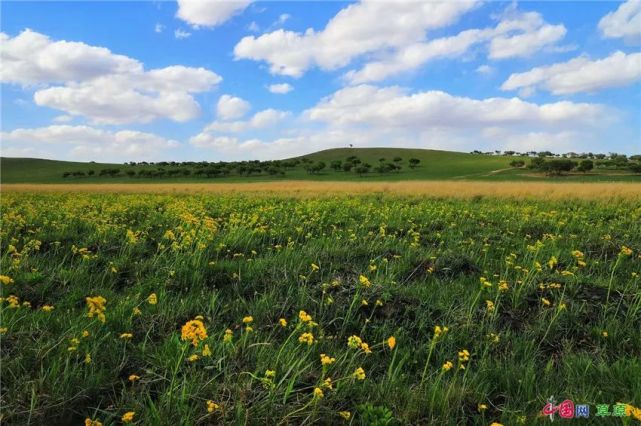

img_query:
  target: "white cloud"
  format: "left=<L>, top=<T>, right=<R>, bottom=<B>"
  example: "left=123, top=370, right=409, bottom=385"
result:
left=189, top=134, right=239, bottom=149
left=0, top=29, right=141, bottom=85
left=176, top=0, right=251, bottom=28
left=216, top=94, right=251, bottom=120
left=234, top=1, right=479, bottom=77
left=1, top=30, right=222, bottom=124
left=476, top=65, right=493, bottom=75
left=1, top=125, right=179, bottom=162
left=203, top=108, right=290, bottom=132
left=598, top=0, right=641, bottom=43
left=345, top=9, right=566, bottom=84
left=501, top=51, right=641, bottom=95
left=247, top=21, right=260, bottom=32
left=53, top=114, right=74, bottom=123
left=155, top=23, right=164, bottom=33
left=268, top=83, right=293, bottom=94
left=305, top=85, right=605, bottom=129
left=174, top=29, right=192, bottom=39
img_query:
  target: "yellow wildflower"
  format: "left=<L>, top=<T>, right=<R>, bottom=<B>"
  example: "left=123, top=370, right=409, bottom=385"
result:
left=442, top=361, right=453, bottom=371
left=41, top=305, right=54, bottom=312
left=223, top=329, right=233, bottom=343
left=86, top=296, right=106, bottom=323
left=485, top=300, right=495, bottom=313
left=358, top=275, right=371, bottom=288
left=202, top=344, right=212, bottom=357
left=207, top=400, right=220, bottom=413
left=242, top=316, right=253, bottom=324
left=0, top=275, right=14, bottom=285
left=299, top=310, right=312, bottom=322
left=279, top=318, right=288, bottom=327
left=84, top=353, right=92, bottom=364
left=84, top=418, right=103, bottom=426
left=387, top=336, right=397, bottom=350
left=128, top=374, right=140, bottom=382
left=265, top=369, right=276, bottom=379
left=147, top=293, right=157, bottom=305
left=120, top=333, right=133, bottom=340
left=347, top=335, right=363, bottom=349
left=298, top=332, right=315, bottom=345
left=313, top=387, right=324, bottom=399
left=620, top=246, right=633, bottom=256
left=353, top=367, right=366, bottom=380
left=339, top=411, right=351, bottom=420
left=320, top=353, right=336, bottom=366
left=311, top=263, right=320, bottom=272
left=478, top=403, right=488, bottom=412
left=121, top=412, right=135, bottom=423
left=323, top=377, right=333, bottom=390
left=187, top=354, right=200, bottom=362
left=132, top=307, right=141, bottom=316
left=181, top=319, right=208, bottom=346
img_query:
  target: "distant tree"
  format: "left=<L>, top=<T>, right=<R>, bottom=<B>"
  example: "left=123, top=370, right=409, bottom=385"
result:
left=629, top=163, right=641, bottom=174
left=355, top=165, right=369, bottom=176
left=576, top=159, right=594, bottom=173
left=529, top=157, right=546, bottom=169
left=62, top=171, right=71, bottom=178
left=342, top=162, right=354, bottom=172
left=504, top=151, right=516, bottom=156
left=541, top=159, right=576, bottom=176
left=409, top=158, right=420, bottom=169
left=378, top=157, right=386, bottom=163
left=87, top=170, right=95, bottom=176
left=330, top=160, right=342, bottom=171
left=510, top=160, right=525, bottom=168
left=126, top=170, right=136, bottom=177
left=393, top=156, right=402, bottom=163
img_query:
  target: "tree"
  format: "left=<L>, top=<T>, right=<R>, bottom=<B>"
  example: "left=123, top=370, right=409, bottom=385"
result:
left=330, top=160, right=342, bottom=171
left=393, top=156, right=402, bottom=163
left=576, top=159, right=594, bottom=173
left=540, top=159, right=576, bottom=176
left=510, top=160, right=525, bottom=168
left=87, top=170, right=95, bottom=176
left=126, top=170, right=136, bottom=177
left=529, top=157, right=546, bottom=169
left=409, top=158, right=420, bottom=169
left=355, top=165, right=369, bottom=176
left=629, top=163, right=641, bottom=174
left=342, top=162, right=353, bottom=172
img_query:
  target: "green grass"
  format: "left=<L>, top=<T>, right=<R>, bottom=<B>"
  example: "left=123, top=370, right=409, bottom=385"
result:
left=1, top=192, right=640, bottom=425
left=3, top=148, right=639, bottom=183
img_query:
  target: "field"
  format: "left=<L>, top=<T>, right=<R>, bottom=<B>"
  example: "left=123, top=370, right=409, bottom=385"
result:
left=2, top=148, right=640, bottom=184
left=1, top=191, right=640, bottom=425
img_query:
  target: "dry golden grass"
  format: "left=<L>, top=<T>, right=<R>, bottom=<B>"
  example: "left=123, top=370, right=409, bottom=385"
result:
left=3, top=181, right=641, bottom=200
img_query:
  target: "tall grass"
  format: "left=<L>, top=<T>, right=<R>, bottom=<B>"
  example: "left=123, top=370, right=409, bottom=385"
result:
left=1, top=193, right=640, bottom=424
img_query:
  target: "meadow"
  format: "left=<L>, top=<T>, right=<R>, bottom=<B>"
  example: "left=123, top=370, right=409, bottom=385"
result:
left=1, top=191, right=640, bottom=425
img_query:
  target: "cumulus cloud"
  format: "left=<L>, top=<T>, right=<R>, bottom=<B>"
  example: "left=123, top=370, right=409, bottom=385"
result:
left=1, top=30, right=222, bottom=124
left=268, top=83, right=293, bottom=94
left=345, top=9, right=566, bottom=84
left=176, top=0, right=251, bottom=28
left=174, top=29, right=192, bottom=39
left=1, top=125, right=179, bottom=161
left=216, top=94, right=251, bottom=120
left=598, top=0, right=641, bottom=43
left=306, top=85, right=604, bottom=129
left=234, top=1, right=478, bottom=77
left=0, top=29, right=141, bottom=85
left=501, top=51, right=641, bottom=96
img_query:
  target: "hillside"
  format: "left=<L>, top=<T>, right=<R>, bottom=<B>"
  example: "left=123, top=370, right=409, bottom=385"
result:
left=1, top=148, right=639, bottom=183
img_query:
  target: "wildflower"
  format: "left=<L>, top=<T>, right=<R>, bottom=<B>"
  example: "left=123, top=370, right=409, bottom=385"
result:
left=245, top=326, right=253, bottom=332
left=485, top=300, right=495, bottom=313
left=442, top=361, right=453, bottom=371
left=434, top=325, right=449, bottom=338
left=625, top=404, right=641, bottom=421
left=480, top=277, right=492, bottom=288
left=181, top=319, right=208, bottom=346
left=339, top=411, right=351, bottom=420
left=311, top=263, right=320, bottom=272
left=298, top=332, right=315, bottom=345
left=320, top=353, right=336, bottom=366
left=478, top=403, right=488, bottom=412
left=0, top=328, right=7, bottom=334
left=207, top=400, right=220, bottom=413
left=147, top=293, right=157, bottom=305
left=387, top=336, right=396, bottom=350
left=620, top=246, right=633, bottom=256
left=202, top=344, right=212, bottom=357
left=265, top=369, right=276, bottom=379
left=242, top=316, right=253, bottom=324
left=498, top=281, right=509, bottom=292
left=84, top=353, right=92, bottom=364
left=128, top=374, right=140, bottom=382
left=313, top=387, right=324, bottom=399
left=279, top=318, right=288, bottom=327
left=369, top=264, right=377, bottom=272
left=375, top=299, right=383, bottom=307
left=299, top=310, right=312, bottom=322
left=359, top=275, right=372, bottom=288
left=353, top=367, right=366, bottom=380
left=132, top=307, right=141, bottom=316
left=187, top=354, right=200, bottom=362
left=120, top=333, right=133, bottom=340
left=571, top=250, right=584, bottom=259
left=5, top=295, right=20, bottom=308
left=541, top=298, right=551, bottom=306
left=223, top=329, right=233, bottom=343
left=121, top=412, right=135, bottom=423
left=548, top=256, right=558, bottom=269
left=86, top=296, right=106, bottom=323
left=487, top=333, right=500, bottom=344
left=558, top=303, right=567, bottom=310
left=458, top=349, right=470, bottom=362
left=347, top=335, right=363, bottom=349
left=602, top=331, right=608, bottom=338
left=0, top=275, right=14, bottom=285
left=323, top=377, right=333, bottom=390
left=84, top=418, right=103, bottom=426
left=41, top=305, right=54, bottom=312
left=490, top=423, right=503, bottom=426
left=360, top=342, right=372, bottom=354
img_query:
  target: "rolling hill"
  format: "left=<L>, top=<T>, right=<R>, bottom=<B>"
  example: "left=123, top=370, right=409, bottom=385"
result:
left=1, top=148, right=639, bottom=183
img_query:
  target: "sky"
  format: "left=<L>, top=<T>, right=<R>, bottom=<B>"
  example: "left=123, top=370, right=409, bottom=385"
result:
left=1, top=0, right=640, bottom=162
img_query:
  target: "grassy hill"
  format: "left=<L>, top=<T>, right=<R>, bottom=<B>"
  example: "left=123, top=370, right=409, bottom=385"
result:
left=1, top=148, right=639, bottom=183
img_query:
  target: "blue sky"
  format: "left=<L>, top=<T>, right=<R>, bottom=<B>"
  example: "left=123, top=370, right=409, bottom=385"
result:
left=1, top=0, right=640, bottom=162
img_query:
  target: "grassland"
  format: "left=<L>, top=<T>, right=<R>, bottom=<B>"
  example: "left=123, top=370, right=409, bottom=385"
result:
left=2, top=148, right=639, bottom=183
left=1, top=192, right=640, bottom=425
